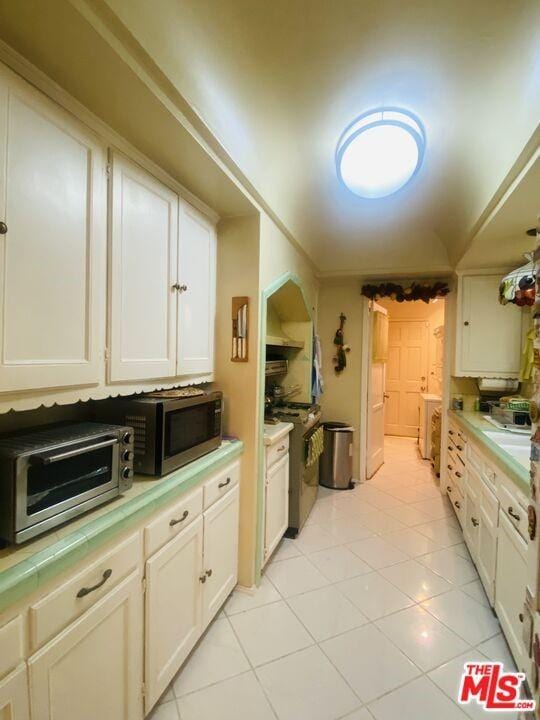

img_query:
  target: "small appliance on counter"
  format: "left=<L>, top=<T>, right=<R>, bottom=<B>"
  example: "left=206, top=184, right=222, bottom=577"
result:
left=0, top=422, right=134, bottom=544
left=487, top=398, right=532, bottom=429
left=477, top=378, right=519, bottom=413
left=94, top=389, right=223, bottom=476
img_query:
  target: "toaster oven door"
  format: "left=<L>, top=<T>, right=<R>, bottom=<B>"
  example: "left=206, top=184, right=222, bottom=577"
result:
left=16, top=436, right=120, bottom=538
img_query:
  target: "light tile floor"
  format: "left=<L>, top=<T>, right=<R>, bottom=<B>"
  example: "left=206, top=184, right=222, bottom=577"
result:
left=151, top=436, right=518, bottom=720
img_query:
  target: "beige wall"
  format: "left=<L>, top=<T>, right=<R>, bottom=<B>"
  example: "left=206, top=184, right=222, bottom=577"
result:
left=317, top=279, right=366, bottom=478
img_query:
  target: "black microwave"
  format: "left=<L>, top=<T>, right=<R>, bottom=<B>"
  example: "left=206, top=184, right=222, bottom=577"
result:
left=95, top=391, right=223, bottom=476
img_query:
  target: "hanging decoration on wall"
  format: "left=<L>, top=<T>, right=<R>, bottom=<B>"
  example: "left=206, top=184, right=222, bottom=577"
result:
left=499, top=254, right=535, bottom=307
left=333, top=313, right=350, bottom=373
left=361, top=280, right=450, bottom=303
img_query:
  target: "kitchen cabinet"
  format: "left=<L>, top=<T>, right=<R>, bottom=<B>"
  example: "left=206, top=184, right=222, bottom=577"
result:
left=201, top=485, right=240, bottom=628
left=0, top=65, right=106, bottom=393
left=463, top=466, right=481, bottom=559
left=109, top=153, right=178, bottom=382
left=0, top=665, right=30, bottom=720
left=177, top=203, right=216, bottom=376
left=455, top=274, right=522, bottom=378
left=495, top=511, right=528, bottom=670
left=477, top=501, right=497, bottom=606
left=28, top=571, right=143, bottom=720
left=264, top=453, right=290, bottom=562
left=145, top=516, right=203, bottom=711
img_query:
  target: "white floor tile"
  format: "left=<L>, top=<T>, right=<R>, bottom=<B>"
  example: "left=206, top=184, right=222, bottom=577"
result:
left=383, top=486, right=429, bottom=504
left=307, top=501, right=350, bottom=524
left=422, top=590, right=500, bottom=644
left=348, top=511, right=404, bottom=535
left=229, top=600, right=313, bottom=666
left=177, top=671, right=276, bottom=720
left=148, top=700, right=180, bottom=720
left=384, top=504, right=434, bottom=527
left=265, top=555, right=329, bottom=597
left=256, top=645, right=360, bottom=720
left=476, top=633, right=517, bottom=671
left=364, top=491, right=404, bottom=510
left=287, top=585, right=368, bottom=641
left=294, top=524, right=340, bottom=554
left=308, top=545, right=372, bottom=582
left=341, top=710, right=375, bottom=720
left=325, top=514, right=374, bottom=543
left=157, top=688, right=174, bottom=705
left=224, top=576, right=281, bottom=615
left=347, top=536, right=409, bottom=569
left=173, top=618, right=249, bottom=697
left=419, top=547, right=478, bottom=585
left=460, top=579, right=490, bottom=608
left=368, top=676, right=466, bottom=720
left=415, top=519, right=464, bottom=547
left=376, top=605, right=470, bottom=671
left=337, top=572, right=414, bottom=620
left=380, top=559, right=453, bottom=601
left=411, top=497, right=454, bottom=520
left=383, top=527, right=440, bottom=557
left=321, top=624, right=420, bottom=703
left=270, top=538, right=302, bottom=563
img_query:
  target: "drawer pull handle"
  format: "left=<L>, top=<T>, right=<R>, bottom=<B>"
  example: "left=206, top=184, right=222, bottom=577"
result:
left=448, top=446, right=453, bottom=451
left=199, top=569, right=213, bottom=584
left=206, top=569, right=213, bottom=578
left=455, top=471, right=462, bottom=479
left=456, top=445, right=464, bottom=451
left=218, top=477, right=232, bottom=489
left=519, top=613, right=524, bottom=623
left=447, top=486, right=452, bottom=492
left=277, top=445, right=286, bottom=451
left=77, top=569, right=112, bottom=598
left=170, top=510, right=189, bottom=527
left=447, top=465, right=452, bottom=470
left=449, top=430, right=454, bottom=435
left=508, top=506, right=521, bottom=522
left=454, top=501, right=461, bottom=509
left=471, top=517, right=479, bottom=527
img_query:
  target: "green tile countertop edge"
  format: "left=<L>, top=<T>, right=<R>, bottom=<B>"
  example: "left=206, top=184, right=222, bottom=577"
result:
left=0, top=440, right=243, bottom=615
left=448, top=410, right=530, bottom=495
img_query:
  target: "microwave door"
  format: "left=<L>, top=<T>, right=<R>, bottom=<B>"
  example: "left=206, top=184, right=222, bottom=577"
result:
left=16, top=438, right=120, bottom=533
left=161, top=400, right=221, bottom=475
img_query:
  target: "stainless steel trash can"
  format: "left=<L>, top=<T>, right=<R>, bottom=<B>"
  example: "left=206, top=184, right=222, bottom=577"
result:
left=319, top=422, right=354, bottom=489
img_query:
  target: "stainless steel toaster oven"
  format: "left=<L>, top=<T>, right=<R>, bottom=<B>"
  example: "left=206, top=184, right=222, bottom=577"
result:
left=0, top=422, right=134, bottom=544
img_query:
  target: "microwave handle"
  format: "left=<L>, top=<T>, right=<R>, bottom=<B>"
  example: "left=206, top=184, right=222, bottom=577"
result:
left=30, top=437, right=119, bottom=465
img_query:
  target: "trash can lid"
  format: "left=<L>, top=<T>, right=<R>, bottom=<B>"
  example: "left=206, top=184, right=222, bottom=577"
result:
left=323, top=422, right=354, bottom=432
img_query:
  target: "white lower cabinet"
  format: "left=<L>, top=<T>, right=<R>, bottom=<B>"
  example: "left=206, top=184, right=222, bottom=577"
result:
left=463, top=468, right=480, bottom=559
left=476, top=503, right=497, bottom=606
left=264, top=454, right=289, bottom=562
left=0, top=665, right=30, bottom=720
left=145, top=516, right=203, bottom=711
left=495, top=512, right=528, bottom=670
left=28, top=571, right=143, bottom=720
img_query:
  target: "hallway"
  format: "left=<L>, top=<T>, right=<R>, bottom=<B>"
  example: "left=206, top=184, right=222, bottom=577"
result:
left=152, top=437, right=517, bottom=720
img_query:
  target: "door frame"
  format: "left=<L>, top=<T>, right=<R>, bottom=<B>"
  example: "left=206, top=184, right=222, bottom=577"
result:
left=366, top=302, right=388, bottom=478
left=359, top=289, right=452, bottom=483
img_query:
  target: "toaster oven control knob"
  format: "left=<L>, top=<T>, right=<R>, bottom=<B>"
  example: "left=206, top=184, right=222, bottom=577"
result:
left=122, top=467, right=133, bottom=480
left=122, top=431, right=133, bottom=444
left=122, top=450, right=134, bottom=462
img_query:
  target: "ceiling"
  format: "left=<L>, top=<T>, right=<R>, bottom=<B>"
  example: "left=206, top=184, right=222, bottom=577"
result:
left=101, top=0, right=540, bottom=275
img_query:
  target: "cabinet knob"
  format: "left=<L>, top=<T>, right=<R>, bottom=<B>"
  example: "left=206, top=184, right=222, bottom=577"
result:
left=446, top=486, right=452, bottom=492
left=464, top=321, right=470, bottom=326
left=179, top=284, right=188, bottom=293
left=454, top=500, right=461, bottom=509
left=471, top=517, right=479, bottom=527
left=0, top=221, right=7, bottom=235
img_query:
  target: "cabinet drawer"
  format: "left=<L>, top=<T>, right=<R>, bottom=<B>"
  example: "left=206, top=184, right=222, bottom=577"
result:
left=145, top=487, right=203, bottom=558
left=467, top=440, right=484, bottom=475
left=266, top=435, right=289, bottom=470
left=452, top=461, right=465, bottom=494
left=499, top=483, right=528, bottom=541
left=29, top=531, right=141, bottom=650
left=0, top=616, right=23, bottom=680
left=451, top=487, right=464, bottom=528
left=203, top=461, right=240, bottom=510
left=480, top=480, right=499, bottom=527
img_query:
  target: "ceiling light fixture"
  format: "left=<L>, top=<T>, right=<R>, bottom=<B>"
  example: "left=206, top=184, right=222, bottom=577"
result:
left=336, top=107, right=426, bottom=199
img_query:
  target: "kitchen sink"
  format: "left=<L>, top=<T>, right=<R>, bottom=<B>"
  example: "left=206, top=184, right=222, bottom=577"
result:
left=482, top=430, right=531, bottom=468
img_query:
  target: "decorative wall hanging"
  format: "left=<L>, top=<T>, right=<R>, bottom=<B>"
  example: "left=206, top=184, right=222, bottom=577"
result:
left=361, top=280, right=450, bottom=303
left=231, top=297, right=249, bottom=362
left=333, top=313, right=350, bottom=373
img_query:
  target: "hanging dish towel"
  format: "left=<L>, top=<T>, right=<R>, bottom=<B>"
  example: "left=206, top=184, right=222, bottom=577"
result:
left=306, top=426, right=324, bottom=467
left=520, top=324, right=535, bottom=381
left=311, top=333, right=324, bottom=399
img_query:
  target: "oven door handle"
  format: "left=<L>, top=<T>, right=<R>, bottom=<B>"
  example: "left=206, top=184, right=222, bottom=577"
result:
left=29, top=437, right=119, bottom=465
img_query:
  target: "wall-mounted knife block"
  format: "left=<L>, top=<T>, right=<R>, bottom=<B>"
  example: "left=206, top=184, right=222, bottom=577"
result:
left=231, top=296, right=249, bottom=362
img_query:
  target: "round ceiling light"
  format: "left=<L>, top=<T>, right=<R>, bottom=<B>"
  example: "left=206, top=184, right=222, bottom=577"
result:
left=336, top=108, right=426, bottom=199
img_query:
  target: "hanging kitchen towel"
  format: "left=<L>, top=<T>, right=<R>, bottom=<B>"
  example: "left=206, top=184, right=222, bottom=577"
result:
left=306, top=426, right=324, bottom=467
left=311, top=333, right=324, bottom=399
left=520, top=324, right=535, bottom=382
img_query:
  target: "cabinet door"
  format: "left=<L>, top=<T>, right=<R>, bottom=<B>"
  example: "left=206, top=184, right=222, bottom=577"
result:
left=0, top=665, right=30, bottom=720
left=28, top=571, right=143, bottom=720
left=0, top=66, right=106, bottom=392
left=202, top=485, right=239, bottom=628
left=477, top=504, right=497, bottom=606
left=177, top=203, right=216, bottom=376
left=145, top=516, right=203, bottom=712
left=463, top=469, right=480, bottom=557
left=109, top=153, right=178, bottom=382
left=264, top=454, right=289, bottom=564
left=495, top=512, right=528, bottom=670
left=458, top=275, right=522, bottom=376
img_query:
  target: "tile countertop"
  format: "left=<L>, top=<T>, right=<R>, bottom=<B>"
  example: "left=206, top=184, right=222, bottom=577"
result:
left=0, top=440, right=243, bottom=615
left=448, top=410, right=529, bottom=495
left=263, top=422, right=294, bottom=446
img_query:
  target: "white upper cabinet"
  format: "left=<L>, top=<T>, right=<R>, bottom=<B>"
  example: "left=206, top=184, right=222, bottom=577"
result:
left=177, top=203, right=216, bottom=376
left=109, top=153, right=178, bottom=382
left=456, top=274, right=522, bottom=377
left=0, top=66, right=106, bottom=393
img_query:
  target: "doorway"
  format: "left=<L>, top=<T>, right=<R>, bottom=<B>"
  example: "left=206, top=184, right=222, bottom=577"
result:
left=364, top=296, right=446, bottom=479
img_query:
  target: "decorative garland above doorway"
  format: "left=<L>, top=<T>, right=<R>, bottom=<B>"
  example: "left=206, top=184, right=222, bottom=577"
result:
left=361, top=280, right=450, bottom=304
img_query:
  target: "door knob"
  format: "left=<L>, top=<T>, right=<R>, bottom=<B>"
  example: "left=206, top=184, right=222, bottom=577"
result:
left=0, top=222, right=7, bottom=235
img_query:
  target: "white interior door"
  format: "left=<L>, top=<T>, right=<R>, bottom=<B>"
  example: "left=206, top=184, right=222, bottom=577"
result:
left=385, top=320, right=429, bottom=437
left=109, top=152, right=178, bottom=382
left=177, top=202, right=216, bottom=376
left=367, top=304, right=388, bottom=478
left=0, top=66, right=106, bottom=393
